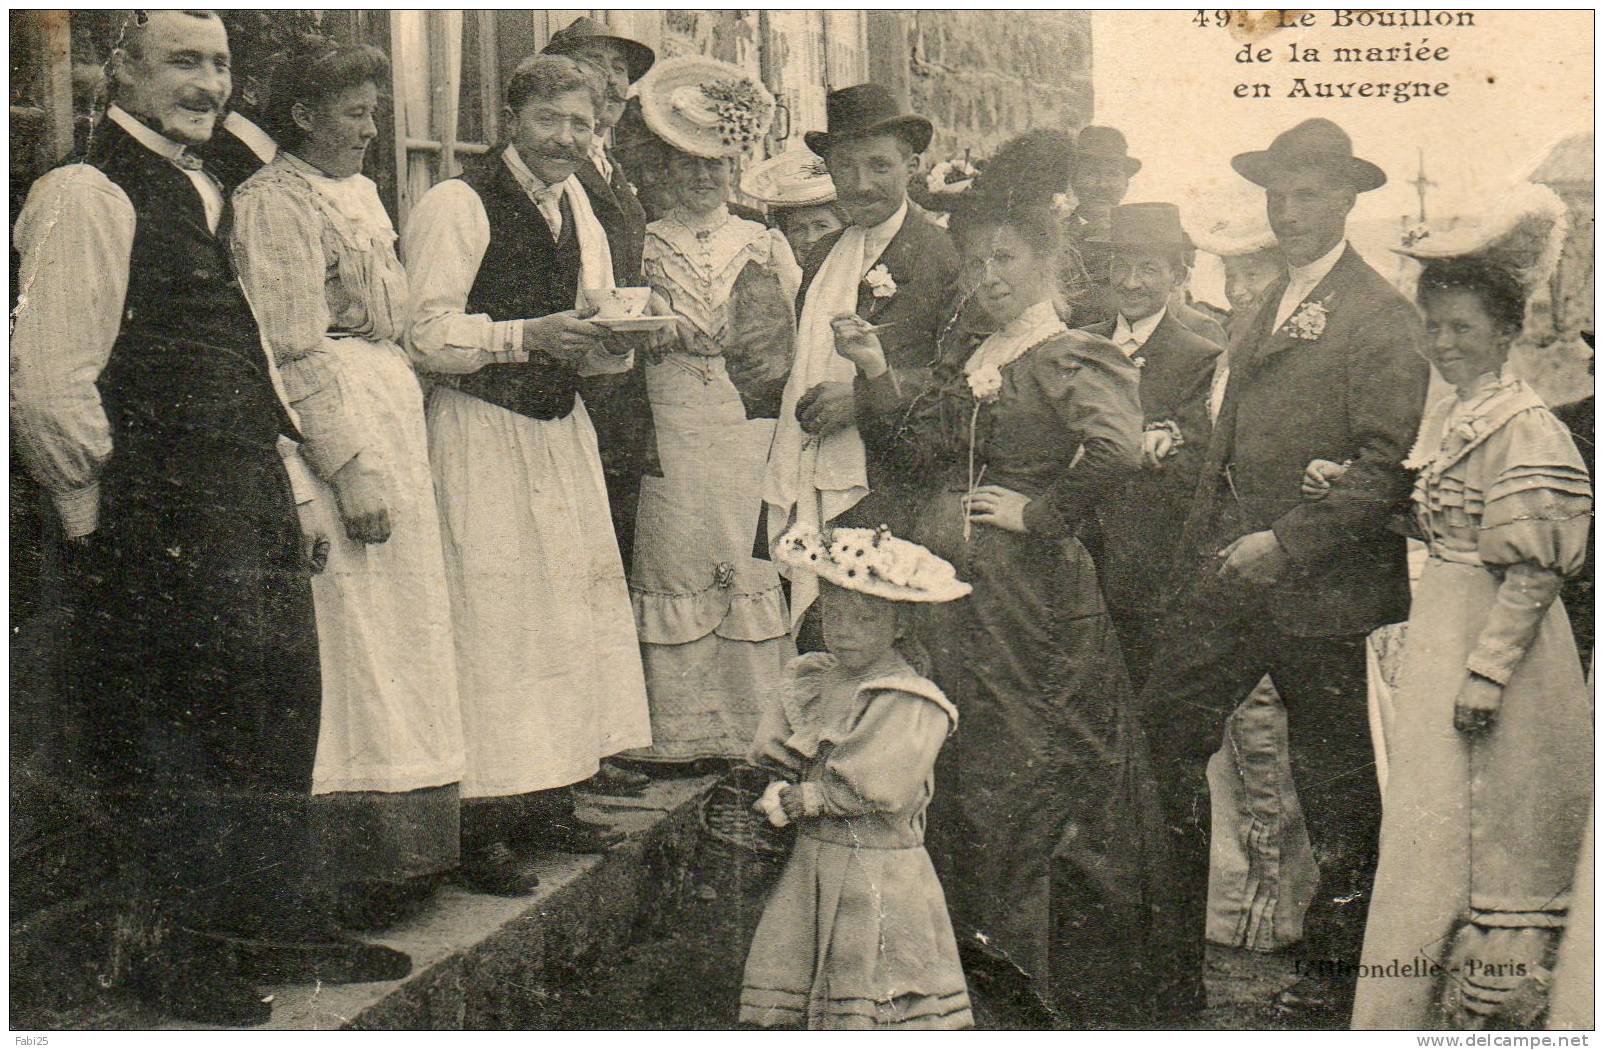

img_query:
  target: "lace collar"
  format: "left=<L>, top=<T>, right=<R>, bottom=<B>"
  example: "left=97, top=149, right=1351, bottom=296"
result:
left=964, top=299, right=1067, bottom=376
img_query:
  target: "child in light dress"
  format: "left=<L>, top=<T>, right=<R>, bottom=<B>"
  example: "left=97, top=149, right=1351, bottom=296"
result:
left=738, top=524, right=974, bottom=1030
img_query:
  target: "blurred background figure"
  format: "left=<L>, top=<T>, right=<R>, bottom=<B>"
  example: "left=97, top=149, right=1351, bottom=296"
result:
left=741, top=147, right=848, bottom=264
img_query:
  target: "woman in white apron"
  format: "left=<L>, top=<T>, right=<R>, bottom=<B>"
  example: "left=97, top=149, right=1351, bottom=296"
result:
left=233, top=44, right=465, bottom=923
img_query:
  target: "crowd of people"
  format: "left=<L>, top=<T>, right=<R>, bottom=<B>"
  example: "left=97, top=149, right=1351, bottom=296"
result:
left=11, top=10, right=1593, bottom=1031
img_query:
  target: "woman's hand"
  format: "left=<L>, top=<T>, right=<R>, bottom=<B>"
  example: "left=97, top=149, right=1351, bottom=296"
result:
left=330, top=453, right=391, bottom=544
left=830, top=313, right=888, bottom=378
left=965, top=484, right=1031, bottom=534
left=779, top=784, right=807, bottom=822
left=1453, top=673, right=1503, bottom=734
left=1301, top=458, right=1350, bottom=501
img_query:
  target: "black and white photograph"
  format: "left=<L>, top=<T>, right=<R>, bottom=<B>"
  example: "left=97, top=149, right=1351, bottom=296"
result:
left=7, top=7, right=1596, bottom=1036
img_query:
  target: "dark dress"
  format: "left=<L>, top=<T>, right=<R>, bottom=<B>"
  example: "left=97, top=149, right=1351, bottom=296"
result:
left=878, top=322, right=1176, bottom=1021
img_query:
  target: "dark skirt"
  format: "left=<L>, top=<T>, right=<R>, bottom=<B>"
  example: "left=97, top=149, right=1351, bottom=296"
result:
left=309, top=785, right=461, bottom=886
left=70, top=432, right=322, bottom=931
left=913, top=489, right=1175, bottom=1022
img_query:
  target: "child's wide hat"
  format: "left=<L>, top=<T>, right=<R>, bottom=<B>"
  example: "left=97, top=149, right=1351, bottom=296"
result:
left=775, top=524, right=971, bottom=603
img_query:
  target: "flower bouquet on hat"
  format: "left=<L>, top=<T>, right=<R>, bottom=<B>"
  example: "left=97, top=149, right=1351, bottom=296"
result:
left=774, top=522, right=971, bottom=603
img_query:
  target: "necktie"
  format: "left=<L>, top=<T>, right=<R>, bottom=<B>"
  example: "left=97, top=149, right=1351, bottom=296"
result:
left=170, top=149, right=204, bottom=172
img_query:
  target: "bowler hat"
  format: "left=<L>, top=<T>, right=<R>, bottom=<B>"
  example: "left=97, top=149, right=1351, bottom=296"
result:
left=542, top=16, right=655, bottom=84
left=804, top=84, right=933, bottom=158
left=1232, top=118, right=1386, bottom=192
left=1109, top=202, right=1193, bottom=253
left=1074, top=126, right=1141, bottom=175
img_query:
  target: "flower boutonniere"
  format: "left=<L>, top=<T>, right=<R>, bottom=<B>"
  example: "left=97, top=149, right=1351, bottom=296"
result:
left=864, top=264, right=897, bottom=299
left=1284, top=298, right=1330, bottom=341
left=966, top=364, right=1003, bottom=404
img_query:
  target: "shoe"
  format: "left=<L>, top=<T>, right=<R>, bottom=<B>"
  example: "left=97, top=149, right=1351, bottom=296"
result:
left=533, top=815, right=626, bottom=854
left=1275, top=972, right=1353, bottom=1026
left=128, top=934, right=274, bottom=1027
left=193, top=927, right=413, bottom=985
left=580, top=762, right=650, bottom=797
left=335, top=877, right=439, bottom=931
left=458, top=841, right=541, bottom=896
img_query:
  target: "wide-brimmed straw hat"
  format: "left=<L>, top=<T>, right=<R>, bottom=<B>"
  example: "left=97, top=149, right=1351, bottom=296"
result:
left=637, top=55, right=775, bottom=159
left=541, top=15, right=655, bottom=84
left=774, top=524, right=971, bottom=603
left=1393, top=181, right=1569, bottom=292
left=741, top=148, right=837, bottom=208
left=1232, top=118, right=1386, bottom=192
left=803, top=83, right=933, bottom=159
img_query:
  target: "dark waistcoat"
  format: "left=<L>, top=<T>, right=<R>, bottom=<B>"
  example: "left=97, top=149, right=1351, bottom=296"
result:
left=85, top=120, right=296, bottom=452
left=449, top=153, right=585, bottom=421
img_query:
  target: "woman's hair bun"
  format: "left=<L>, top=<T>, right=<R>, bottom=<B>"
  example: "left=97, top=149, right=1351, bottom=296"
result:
left=966, top=128, right=1074, bottom=210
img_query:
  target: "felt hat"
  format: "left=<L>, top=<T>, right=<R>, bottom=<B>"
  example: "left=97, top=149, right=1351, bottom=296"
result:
left=637, top=56, right=775, bottom=159
left=1073, top=125, right=1141, bottom=176
left=804, top=83, right=933, bottom=158
left=774, top=524, right=971, bottom=604
left=541, top=15, right=655, bottom=84
left=1232, top=118, right=1386, bottom=192
left=1393, top=180, right=1569, bottom=292
left=741, top=148, right=837, bottom=208
left=1109, top=202, right=1193, bottom=253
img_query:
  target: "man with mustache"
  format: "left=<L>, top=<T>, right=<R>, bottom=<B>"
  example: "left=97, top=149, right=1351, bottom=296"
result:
left=1061, top=126, right=1226, bottom=348
left=1136, top=119, right=1428, bottom=1020
left=403, top=55, right=652, bottom=889
left=11, top=10, right=404, bottom=1025
left=761, top=84, right=958, bottom=639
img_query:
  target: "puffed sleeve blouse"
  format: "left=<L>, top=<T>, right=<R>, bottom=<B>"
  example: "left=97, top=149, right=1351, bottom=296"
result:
left=1412, top=377, right=1593, bottom=684
left=232, top=153, right=412, bottom=479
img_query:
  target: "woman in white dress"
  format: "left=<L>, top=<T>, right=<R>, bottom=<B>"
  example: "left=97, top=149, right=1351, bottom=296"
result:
left=231, top=44, right=465, bottom=923
left=628, top=57, right=800, bottom=765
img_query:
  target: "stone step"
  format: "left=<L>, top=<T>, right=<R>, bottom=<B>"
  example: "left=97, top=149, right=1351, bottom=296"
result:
left=12, top=776, right=719, bottom=1031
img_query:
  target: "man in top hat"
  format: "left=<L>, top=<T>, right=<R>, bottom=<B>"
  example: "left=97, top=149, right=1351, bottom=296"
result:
left=10, top=10, right=404, bottom=1024
left=1077, top=202, right=1221, bottom=690
left=761, top=83, right=958, bottom=636
left=1136, top=118, right=1428, bottom=1018
left=1062, top=126, right=1226, bottom=348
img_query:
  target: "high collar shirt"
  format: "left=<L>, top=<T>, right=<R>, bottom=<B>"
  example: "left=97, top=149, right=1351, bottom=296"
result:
left=109, top=105, right=223, bottom=233
left=1273, top=237, right=1347, bottom=331
left=859, top=197, right=909, bottom=273
left=1112, top=306, right=1167, bottom=357
left=504, top=144, right=567, bottom=242
left=589, top=140, right=613, bottom=184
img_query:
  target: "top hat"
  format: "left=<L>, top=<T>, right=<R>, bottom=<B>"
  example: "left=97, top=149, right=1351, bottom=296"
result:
left=1073, top=126, right=1141, bottom=175
left=741, top=148, right=837, bottom=208
left=637, top=56, right=774, bottom=160
left=541, top=16, right=656, bottom=84
left=804, top=84, right=934, bottom=158
left=1109, top=202, right=1193, bottom=253
left=1232, top=118, right=1386, bottom=192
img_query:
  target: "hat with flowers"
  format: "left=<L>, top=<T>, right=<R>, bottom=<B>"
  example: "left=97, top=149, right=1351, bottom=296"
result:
left=637, top=55, right=775, bottom=160
left=774, top=523, right=971, bottom=604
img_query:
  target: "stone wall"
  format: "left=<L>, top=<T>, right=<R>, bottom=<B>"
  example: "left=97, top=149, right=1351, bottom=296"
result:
left=898, top=11, right=1094, bottom=162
